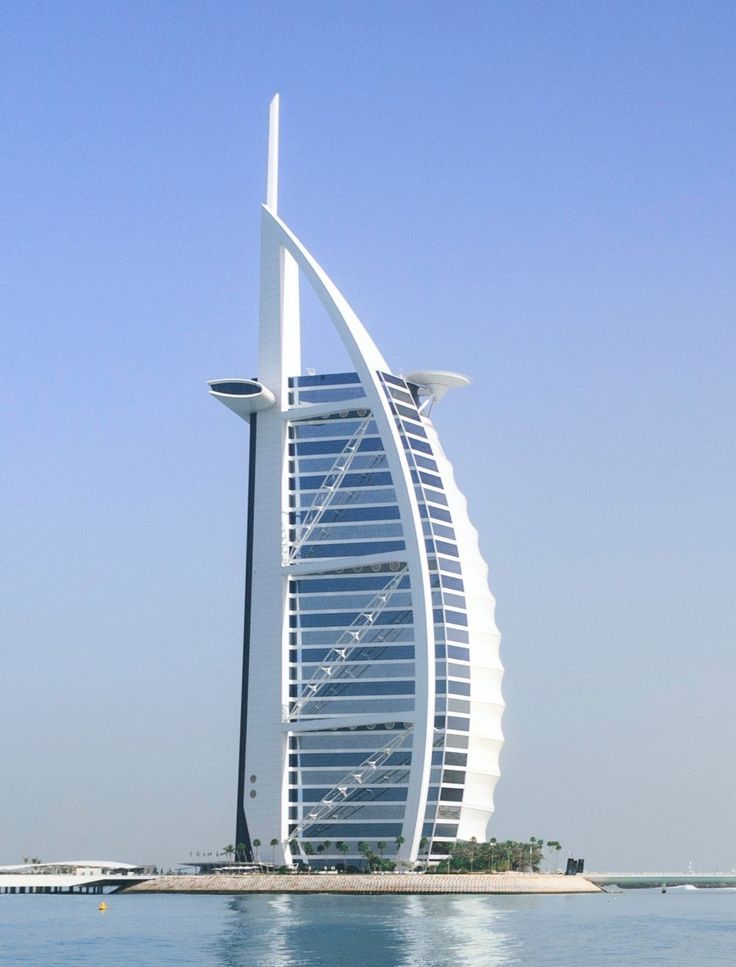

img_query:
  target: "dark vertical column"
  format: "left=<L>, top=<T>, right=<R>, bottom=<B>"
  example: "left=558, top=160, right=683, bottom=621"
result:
left=235, top=413, right=257, bottom=862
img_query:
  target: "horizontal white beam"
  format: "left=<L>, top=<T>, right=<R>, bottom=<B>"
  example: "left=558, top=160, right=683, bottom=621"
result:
left=284, top=711, right=415, bottom=733
left=285, top=398, right=371, bottom=422
left=284, top=552, right=408, bottom=577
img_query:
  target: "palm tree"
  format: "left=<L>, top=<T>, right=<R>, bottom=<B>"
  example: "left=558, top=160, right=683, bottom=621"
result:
left=469, top=837, right=477, bottom=873
left=336, top=841, right=349, bottom=872
left=357, top=841, right=370, bottom=872
left=253, top=838, right=261, bottom=864
left=395, top=834, right=405, bottom=857
left=270, top=838, right=279, bottom=868
left=530, top=837, right=544, bottom=873
left=223, top=844, right=235, bottom=864
left=419, top=836, right=428, bottom=868
left=236, top=843, right=247, bottom=863
left=488, top=837, right=497, bottom=873
left=303, top=842, right=314, bottom=868
left=377, top=841, right=386, bottom=860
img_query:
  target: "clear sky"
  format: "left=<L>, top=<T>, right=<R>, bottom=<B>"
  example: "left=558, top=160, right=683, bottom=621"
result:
left=1, top=0, right=734, bottom=872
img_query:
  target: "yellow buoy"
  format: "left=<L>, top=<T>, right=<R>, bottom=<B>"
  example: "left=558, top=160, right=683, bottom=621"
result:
left=98, top=901, right=107, bottom=912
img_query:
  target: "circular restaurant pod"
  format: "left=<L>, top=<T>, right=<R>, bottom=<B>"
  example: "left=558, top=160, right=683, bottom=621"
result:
left=207, top=378, right=276, bottom=421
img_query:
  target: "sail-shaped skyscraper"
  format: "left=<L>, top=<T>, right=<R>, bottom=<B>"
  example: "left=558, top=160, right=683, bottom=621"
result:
left=209, top=97, right=504, bottom=869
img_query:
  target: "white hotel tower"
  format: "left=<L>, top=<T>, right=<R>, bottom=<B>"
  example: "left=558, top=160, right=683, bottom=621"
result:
left=209, top=97, right=504, bottom=868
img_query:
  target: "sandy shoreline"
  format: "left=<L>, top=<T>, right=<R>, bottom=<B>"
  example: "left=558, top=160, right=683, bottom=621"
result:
left=122, top=873, right=601, bottom=895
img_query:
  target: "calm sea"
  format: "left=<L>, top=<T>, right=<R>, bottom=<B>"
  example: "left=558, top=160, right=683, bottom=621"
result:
left=0, top=890, right=734, bottom=965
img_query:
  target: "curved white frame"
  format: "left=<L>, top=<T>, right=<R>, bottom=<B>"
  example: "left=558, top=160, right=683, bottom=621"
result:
left=255, top=204, right=435, bottom=865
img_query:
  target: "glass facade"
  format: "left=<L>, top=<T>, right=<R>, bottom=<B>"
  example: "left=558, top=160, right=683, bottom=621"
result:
left=283, top=371, right=473, bottom=864
left=287, top=375, right=413, bottom=860
left=378, top=373, right=470, bottom=850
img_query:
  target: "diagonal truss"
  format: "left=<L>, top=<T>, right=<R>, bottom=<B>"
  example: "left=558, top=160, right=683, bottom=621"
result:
left=288, top=565, right=408, bottom=719
left=286, top=725, right=413, bottom=844
left=287, top=415, right=375, bottom=563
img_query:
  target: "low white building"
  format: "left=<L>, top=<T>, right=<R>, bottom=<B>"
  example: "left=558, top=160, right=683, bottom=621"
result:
left=0, top=860, right=155, bottom=893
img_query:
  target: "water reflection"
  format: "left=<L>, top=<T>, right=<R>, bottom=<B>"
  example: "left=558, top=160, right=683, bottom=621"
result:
left=395, top=896, right=517, bottom=966
left=215, top=894, right=517, bottom=966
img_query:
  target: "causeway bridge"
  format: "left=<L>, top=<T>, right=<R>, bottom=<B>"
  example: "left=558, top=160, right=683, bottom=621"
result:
left=586, top=872, right=736, bottom=890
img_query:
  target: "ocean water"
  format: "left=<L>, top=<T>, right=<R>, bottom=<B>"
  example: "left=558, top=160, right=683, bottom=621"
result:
left=0, top=890, right=734, bottom=965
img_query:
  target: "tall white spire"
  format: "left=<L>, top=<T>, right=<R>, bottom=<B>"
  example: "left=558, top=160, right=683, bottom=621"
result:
left=258, top=93, right=299, bottom=396
left=266, top=94, right=279, bottom=212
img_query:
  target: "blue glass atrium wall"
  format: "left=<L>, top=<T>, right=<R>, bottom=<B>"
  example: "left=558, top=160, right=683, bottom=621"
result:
left=287, top=373, right=416, bottom=861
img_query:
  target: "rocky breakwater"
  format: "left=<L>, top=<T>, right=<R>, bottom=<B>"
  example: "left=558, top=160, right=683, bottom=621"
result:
left=123, top=873, right=601, bottom=895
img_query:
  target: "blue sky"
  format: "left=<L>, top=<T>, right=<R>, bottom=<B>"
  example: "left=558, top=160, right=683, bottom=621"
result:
left=1, top=0, right=734, bottom=870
